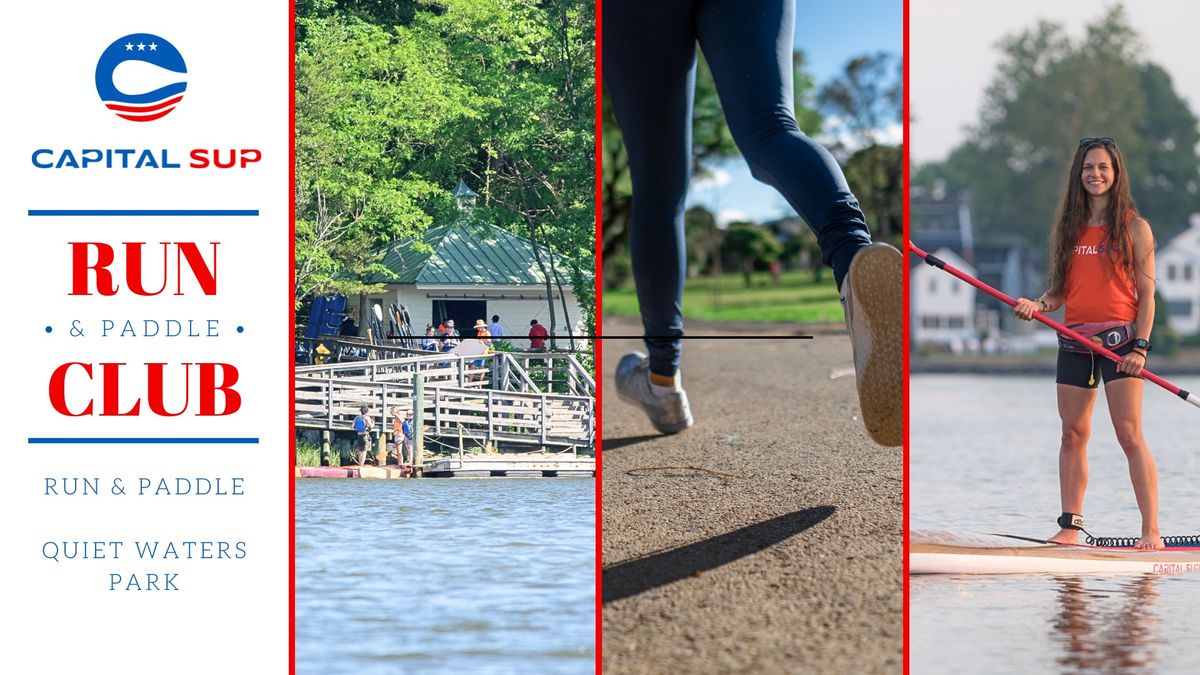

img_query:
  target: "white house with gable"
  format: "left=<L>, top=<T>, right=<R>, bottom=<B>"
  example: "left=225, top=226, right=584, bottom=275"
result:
left=910, top=247, right=976, bottom=346
left=1157, top=214, right=1200, bottom=336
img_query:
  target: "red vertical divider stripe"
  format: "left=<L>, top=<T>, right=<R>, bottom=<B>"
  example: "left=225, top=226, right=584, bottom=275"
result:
left=901, top=0, right=911, bottom=672
left=593, top=1, right=605, bottom=671
left=289, top=1, right=298, bottom=672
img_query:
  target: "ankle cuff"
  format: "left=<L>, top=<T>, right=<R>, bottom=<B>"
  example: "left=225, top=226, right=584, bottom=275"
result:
left=1057, top=512, right=1084, bottom=530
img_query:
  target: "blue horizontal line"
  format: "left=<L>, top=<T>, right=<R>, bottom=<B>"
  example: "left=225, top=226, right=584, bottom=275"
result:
left=28, top=437, right=260, bottom=444
left=27, top=210, right=258, bottom=216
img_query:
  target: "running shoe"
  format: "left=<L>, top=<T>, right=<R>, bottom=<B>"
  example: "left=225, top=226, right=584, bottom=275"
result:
left=841, top=242, right=903, bottom=447
left=615, top=352, right=693, bottom=434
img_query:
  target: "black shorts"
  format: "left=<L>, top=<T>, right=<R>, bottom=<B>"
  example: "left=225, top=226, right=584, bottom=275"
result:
left=1056, top=342, right=1137, bottom=389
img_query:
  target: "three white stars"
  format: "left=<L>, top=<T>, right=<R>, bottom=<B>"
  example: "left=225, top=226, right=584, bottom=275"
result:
left=123, top=41, right=159, bottom=51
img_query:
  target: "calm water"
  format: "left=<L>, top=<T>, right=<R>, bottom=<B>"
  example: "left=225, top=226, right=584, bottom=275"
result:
left=295, top=479, right=595, bottom=674
left=911, top=374, right=1200, bottom=674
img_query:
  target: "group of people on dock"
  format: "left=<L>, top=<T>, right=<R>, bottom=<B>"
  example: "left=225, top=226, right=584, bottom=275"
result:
left=419, top=315, right=550, bottom=353
left=353, top=405, right=420, bottom=467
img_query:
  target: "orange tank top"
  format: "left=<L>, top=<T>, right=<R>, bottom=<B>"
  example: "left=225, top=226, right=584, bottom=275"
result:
left=1063, top=225, right=1138, bottom=324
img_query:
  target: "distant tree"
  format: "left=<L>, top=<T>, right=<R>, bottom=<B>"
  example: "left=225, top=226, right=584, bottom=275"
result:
left=915, top=6, right=1200, bottom=245
left=818, top=52, right=902, bottom=243
left=784, top=230, right=824, bottom=283
left=684, top=206, right=723, bottom=277
left=721, top=224, right=783, bottom=287
left=818, top=52, right=901, bottom=152
left=1152, top=290, right=1179, bottom=356
left=843, top=145, right=903, bottom=241
left=295, top=0, right=596, bottom=344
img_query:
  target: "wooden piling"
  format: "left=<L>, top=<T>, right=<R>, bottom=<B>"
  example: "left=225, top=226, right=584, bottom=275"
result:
left=413, top=374, right=425, bottom=477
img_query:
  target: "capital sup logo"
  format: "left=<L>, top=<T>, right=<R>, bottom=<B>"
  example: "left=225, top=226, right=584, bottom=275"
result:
left=95, top=33, right=187, bottom=122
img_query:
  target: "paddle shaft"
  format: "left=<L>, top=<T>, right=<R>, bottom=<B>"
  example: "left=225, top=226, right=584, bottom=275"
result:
left=910, top=243, right=1200, bottom=408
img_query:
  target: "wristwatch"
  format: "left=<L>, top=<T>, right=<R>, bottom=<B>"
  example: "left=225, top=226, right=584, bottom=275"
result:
left=1133, top=338, right=1151, bottom=352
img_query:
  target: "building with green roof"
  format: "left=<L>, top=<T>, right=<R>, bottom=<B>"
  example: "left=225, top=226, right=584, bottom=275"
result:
left=352, top=216, right=584, bottom=344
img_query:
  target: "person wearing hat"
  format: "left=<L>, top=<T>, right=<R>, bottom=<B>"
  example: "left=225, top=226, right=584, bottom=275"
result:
left=470, top=320, right=493, bottom=382
left=440, top=319, right=460, bottom=352
left=473, top=319, right=491, bottom=341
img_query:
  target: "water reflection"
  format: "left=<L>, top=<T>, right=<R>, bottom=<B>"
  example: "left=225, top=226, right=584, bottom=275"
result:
left=1053, top=574, right=1162, bottom=673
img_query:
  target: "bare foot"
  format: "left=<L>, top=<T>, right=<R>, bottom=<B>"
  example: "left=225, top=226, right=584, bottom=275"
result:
left=1047, top=529, right=1080, bottom=545
left=1135, top=531, right=1164, bottom=550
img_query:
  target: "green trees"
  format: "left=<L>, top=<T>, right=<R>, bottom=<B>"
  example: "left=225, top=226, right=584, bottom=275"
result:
left=602, top=46, right=901, bottom=275
left=819, top=52, right=902, bottom=242
left=721, top=225, right=783, bottom=287
left=295, top=0, right=595, bottom=335
left=915, top=6, right=1200, bottom=244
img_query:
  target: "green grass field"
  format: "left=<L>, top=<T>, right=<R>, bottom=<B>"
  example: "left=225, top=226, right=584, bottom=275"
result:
left=604, top=270, right=844, bottom=324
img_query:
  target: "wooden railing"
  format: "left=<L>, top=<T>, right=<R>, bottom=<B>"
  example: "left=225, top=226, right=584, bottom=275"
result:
left=297, top=352, right=499, bottom=389
left=296, top=350, right=595, bottom=397
left=295, top=377, right=593, bottom=449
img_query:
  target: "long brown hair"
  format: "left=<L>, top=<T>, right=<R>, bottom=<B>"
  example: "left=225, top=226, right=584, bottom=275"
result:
left=1046, top=140, right=1139, bottom=295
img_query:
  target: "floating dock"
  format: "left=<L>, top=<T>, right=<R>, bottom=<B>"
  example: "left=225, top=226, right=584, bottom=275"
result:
left=423, top=453, right=594, bottom=478
left=295, top=453, right=593, bottom=479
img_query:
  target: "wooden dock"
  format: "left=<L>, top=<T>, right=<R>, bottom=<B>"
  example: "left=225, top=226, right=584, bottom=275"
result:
left=295, top=453, right=593, bottom=479
left=295, top=345, right=595, bottom=461
left=423, top=452, right=595, bottom=478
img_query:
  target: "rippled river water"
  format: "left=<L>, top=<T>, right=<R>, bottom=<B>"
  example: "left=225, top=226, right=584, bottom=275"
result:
left=911, top=374, right=1200, bottom=674
left=296, top=478, right=594, bottom=674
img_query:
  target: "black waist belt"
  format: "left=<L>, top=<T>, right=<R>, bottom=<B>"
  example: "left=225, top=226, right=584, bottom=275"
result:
left=1058, top=323, right=1134, bottom=354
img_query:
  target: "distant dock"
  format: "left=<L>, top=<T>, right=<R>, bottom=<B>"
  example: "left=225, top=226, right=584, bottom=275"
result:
left=295, top=451, right=594, bottom=480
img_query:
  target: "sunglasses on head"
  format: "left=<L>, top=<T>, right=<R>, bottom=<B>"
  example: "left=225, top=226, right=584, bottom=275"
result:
left=1079, top=137, right=1116, bottom=147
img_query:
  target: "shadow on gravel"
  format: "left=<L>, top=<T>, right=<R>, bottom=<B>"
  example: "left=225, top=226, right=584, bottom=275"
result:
left=601, top=505, right=836, bottom=604
left=601, top=434, right=663, bottom=452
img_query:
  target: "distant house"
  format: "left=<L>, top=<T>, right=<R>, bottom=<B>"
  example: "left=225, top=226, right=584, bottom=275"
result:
left=910, top=247, right=976, bottom=346
left=910, top=193, right=1040, bottom=335
left=1157, top=214, right=1200, bottom=335
left=342, top=179, right=586, bottom=344
left=351, top=221, right=584, bottom=341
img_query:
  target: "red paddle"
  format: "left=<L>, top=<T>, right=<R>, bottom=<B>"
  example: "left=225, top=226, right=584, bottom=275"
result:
left=909, top=243, right=1200, bottom=409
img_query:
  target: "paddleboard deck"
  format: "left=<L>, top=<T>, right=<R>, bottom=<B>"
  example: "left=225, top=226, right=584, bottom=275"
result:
left=912, top=540, right=1200, bottom=575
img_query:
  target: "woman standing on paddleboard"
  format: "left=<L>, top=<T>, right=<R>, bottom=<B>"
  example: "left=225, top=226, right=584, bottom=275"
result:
left=1013, top=137, right=1162, bottom=550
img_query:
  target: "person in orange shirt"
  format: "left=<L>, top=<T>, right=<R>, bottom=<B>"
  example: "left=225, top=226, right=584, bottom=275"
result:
left=1013, top=137, right=1161, bottom=550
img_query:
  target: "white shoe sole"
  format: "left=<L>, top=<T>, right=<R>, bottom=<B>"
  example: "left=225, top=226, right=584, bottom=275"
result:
left=847, top=244, right=903, bottom=447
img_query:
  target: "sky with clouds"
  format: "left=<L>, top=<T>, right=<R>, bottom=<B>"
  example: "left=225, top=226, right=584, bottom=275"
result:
left=685, top=0, right=902, bottom=226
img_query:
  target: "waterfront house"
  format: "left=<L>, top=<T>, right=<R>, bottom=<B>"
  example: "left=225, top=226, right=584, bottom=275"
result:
left=348, top=181, right=585, bottom=343
left=1156, top=214, right=1200, bottom=336
left=910, top=247, right=977, bottom=346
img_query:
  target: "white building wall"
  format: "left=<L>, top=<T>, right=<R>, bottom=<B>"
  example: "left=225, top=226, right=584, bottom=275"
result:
left=1157, top=249, right=1200, bottom=335
left=910, top=248, right=977, bottom=345
left=1156, top=215, right=1200, bottom=337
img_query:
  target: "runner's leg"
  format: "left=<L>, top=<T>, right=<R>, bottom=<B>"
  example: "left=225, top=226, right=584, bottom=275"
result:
left=695, top=0, right=872, bottom=288
left=604, top=0, right=696, bottom=377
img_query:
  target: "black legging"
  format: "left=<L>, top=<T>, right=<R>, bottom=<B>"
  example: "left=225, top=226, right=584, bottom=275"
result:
left=604, top=0, right=873, bottom=376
